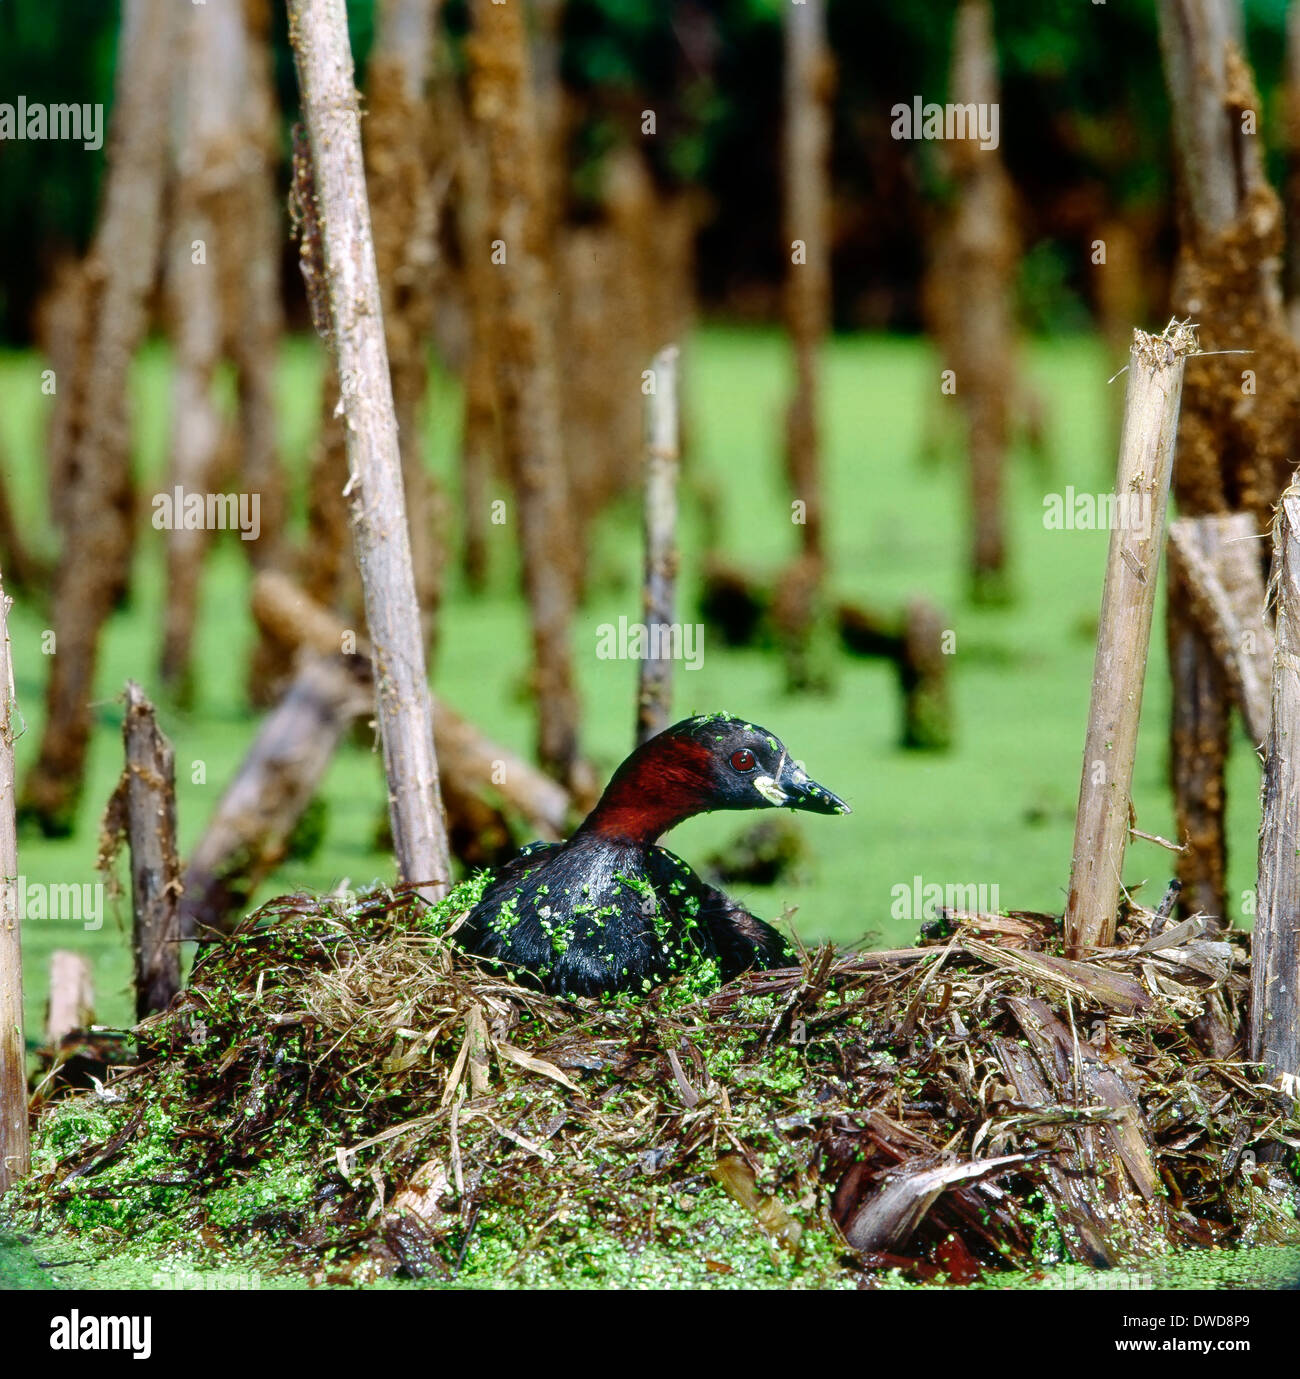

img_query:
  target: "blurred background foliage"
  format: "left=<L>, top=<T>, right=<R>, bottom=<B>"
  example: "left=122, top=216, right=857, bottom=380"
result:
left=3, top=0, right=1295, bottom=345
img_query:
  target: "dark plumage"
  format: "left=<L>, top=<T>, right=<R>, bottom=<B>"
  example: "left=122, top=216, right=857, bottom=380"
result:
left=454, top=713, right=850, bottom=995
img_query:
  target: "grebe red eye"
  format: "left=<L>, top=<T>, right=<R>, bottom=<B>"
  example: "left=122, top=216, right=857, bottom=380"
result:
left=730, top=749, right=756, bottom=772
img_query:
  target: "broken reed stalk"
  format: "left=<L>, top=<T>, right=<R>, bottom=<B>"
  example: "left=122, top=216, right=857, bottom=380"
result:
left=365, top=0, right=443, bottom=654
left=1157, top=0, right=1300, bottom=926
left=45, top=951, right=93, bottom=1047
left=837, top=600, right=954, bottom=750
left=783, top=0, right=830, bottom=569
left=179, top=655, right=374, bottom=940
left=19, top=0, right=176, bottom=833
left=900, top=599, right=953, bottom=751
left=457, top=113, right=497, bottom=594
left=635, top=344, right=681, bottom=745
left=122, top=682, right=181, bottom=1020
left=288, top=0, right=451, bottom=900
left=1288, top=1, right=1300, bottom=333
left=1253, top=479, right=1300, bottom=1088
left=1167, top=514, right=1273, bottom=749
left=468, top=0, right=583, bottom=786
left=1064, top=323, right=1197, bottom=956
left=250, top=570, right=571, bottom=839
left=1166, top=514, right=1271, bottom=930
left=158, top=0, right=246, bottom=700
left=772, top=0, right=834, bottom=692
left=944, top=0, right=1016, bottom=603
left=1166, top=587, right=1230, bottom=923
left=1155, top=0, right=1247, bottom=240
left=0, top=576, right=29, bottom=1191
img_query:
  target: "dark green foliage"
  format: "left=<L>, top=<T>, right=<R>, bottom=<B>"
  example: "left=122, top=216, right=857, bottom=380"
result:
left=7, top=0, right=1300, bottom=341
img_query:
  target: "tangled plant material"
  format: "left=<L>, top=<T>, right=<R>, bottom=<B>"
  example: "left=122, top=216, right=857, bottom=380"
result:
left=13, top=882, right=1300, bottom=1288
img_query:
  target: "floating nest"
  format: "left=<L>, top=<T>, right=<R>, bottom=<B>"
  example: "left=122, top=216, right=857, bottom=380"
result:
left=13, top=882, right=1300, bottom=1287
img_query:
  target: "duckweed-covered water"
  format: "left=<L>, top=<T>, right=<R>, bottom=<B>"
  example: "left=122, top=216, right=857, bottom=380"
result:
left=2, top=1228, right=1297, bottom=1291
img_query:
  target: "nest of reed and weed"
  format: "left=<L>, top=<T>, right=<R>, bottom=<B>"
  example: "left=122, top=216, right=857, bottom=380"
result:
left=14, top=878, right=1300, bottom=1287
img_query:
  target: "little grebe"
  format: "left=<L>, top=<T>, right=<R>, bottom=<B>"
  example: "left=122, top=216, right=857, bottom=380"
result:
left=455, top=713, right=850, bottom=995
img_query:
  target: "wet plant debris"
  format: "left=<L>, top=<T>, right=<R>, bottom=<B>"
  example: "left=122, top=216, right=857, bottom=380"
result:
left=9, top=880, right=1300, bottom=1287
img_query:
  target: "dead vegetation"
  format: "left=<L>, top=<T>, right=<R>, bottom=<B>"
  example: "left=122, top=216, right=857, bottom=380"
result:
left=17, top=882, right=1299, bottom=1286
